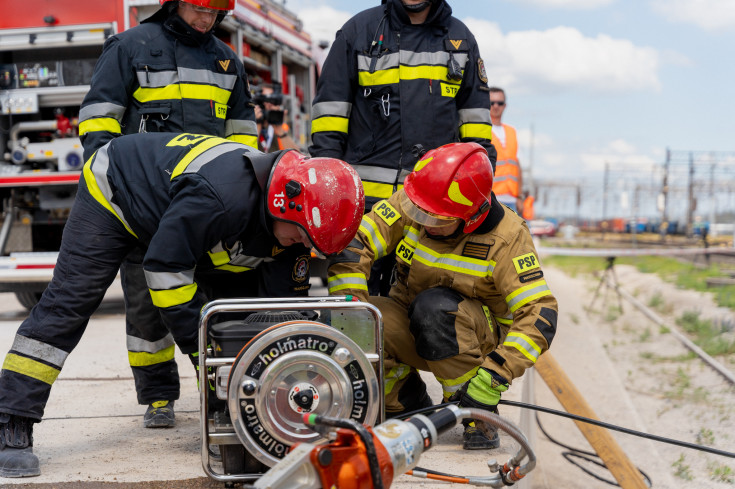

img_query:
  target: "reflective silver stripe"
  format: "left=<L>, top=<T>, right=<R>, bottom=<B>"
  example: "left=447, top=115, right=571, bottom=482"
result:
left=413, top=245, right=494, bottom=277
left=506, top=280, right=552, bottom=313
left=78, top=102, right=126, bottom=123
left=137, top=70, right=177, bottom=87
left=360, top=216, right=387, bottom=259
left=126, top=333, right=175, bottom=354
left=182, top=143, right=243, bottom=175
left=494, top=175, right=519, bottom=183
left=144, top=269, right=195, bottom=290
left=229, top=254, right=273, bottom=268
left=90, top=145, right=137, bottom=231
left=357, top=50, right=469, bottom=72
left=458, top=108, right=492, bottom=125
left=312, top=101, right=352, bottom=119
left=401, top=50, right=468, bottom=68
left=11, top=334, right=68, bottom=369
left=225, top=119, right=258, bottom=137
left=504, top=332, right=541, bottom=362
left=357, top=52, right=400, bottom=72
left=403, top=225, right=420, bottom=246
left=355, top=165, right=403, bottom=185
left=136, top=68, right=237, bottom=90
left=179, top=67, right=237, bottom=90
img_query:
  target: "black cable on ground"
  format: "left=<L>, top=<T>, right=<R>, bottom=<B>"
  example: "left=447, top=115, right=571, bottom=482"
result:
left=535, top=411, right=652, bottom=487
left=499, top=399, right=735, bottom=459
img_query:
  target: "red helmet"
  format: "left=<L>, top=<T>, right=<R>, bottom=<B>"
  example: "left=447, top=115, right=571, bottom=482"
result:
left=160, top=0, right=234, bottom=11
left=266, top=151, right=365, bottom=256
left=402, top=143, right=493, bottom=233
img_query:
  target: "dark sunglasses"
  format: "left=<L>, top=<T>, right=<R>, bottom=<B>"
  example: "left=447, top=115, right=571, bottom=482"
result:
left=490, top=101, right=506, bottom=106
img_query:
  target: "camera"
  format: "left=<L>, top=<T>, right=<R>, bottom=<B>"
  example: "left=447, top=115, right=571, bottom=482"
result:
left=253, top=83, right=285, bottom=126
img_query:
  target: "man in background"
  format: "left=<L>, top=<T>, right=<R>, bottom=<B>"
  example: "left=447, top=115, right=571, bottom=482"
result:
left=489, top=87, right=524, bottom=214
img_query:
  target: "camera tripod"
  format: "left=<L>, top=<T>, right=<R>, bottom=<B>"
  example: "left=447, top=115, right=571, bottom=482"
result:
left=588, top=256, right=624, bottom=313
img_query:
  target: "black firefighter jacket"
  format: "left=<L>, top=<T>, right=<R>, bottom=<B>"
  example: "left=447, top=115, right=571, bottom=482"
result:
left=309, top=0, right=495, bottom=210
left=84, top=132, right=310, bottom=351
left=79, top=10, right=257, bottom=161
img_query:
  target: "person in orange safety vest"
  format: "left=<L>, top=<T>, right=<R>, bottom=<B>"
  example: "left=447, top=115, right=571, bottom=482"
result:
left=489, top=87, right=523, bottom=215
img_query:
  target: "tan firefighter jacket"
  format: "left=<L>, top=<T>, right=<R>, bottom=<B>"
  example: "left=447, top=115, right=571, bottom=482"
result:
left=327, top=189, right=558, bottom=384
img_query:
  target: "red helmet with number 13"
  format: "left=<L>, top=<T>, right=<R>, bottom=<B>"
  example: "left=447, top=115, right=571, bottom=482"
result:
left=402, top=142, right=494, bottom=233
left=266, top=151, right=365, bottom=256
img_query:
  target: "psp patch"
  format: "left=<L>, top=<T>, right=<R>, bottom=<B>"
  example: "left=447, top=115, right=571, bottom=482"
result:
left=478, top=58, right=488, bottom=84
left=395, top=239, right=415, bottom=265
left=292, top=255, right=310, bottom=283
left=373, top=200, right=401, bottom=226
left=513, top=252, right=539, bottom=274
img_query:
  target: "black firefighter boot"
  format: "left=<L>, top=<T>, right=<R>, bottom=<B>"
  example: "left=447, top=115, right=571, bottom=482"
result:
left=457, top=395, right=500, bottom=450
left=0, top=413, right=40, bottom=477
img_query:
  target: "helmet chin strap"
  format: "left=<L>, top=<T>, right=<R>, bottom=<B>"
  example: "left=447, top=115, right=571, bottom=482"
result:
left=402, top=1, right=432, bottom=13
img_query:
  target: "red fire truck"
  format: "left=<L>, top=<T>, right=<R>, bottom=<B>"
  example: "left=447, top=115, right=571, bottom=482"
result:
left=0, top=0, right=317, bottom=309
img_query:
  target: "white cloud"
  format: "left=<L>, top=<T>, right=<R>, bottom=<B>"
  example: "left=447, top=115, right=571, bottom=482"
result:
left=509, top=0, right=615, bottom=9
left=651, top=0, right=735, bottom=31
left=293, top=5, right=352, bottom=48
left=464, top=19, right=662, bottom=94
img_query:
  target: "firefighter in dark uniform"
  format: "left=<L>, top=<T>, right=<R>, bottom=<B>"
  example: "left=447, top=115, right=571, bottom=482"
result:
left=78, top=0, right=259, bottom=428
left=328, top=143, right=558, bottom=450
left=0, top=132, right=364, bottom=477
left=310, top=0, right=495, bottom=297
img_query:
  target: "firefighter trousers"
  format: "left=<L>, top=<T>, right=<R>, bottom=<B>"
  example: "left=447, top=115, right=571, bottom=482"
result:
left=0, top=183, right=140, bottom=420
left=121, top=251, right=181, bottom=405
left=122, top=257, right=264, bottom=405
left=372, top=287, right=499, bottom=413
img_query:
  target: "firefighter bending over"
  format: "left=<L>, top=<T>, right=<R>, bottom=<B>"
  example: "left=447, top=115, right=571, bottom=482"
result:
left=0, top=133, right=364, bottom=478
left=78, top=0, right=258, bottom=430
left=327, top=142, right=558, bottom=450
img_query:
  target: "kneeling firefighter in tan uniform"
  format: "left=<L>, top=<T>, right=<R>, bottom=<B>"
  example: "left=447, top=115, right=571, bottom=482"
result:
left=327, top=142, right=558, bottom=450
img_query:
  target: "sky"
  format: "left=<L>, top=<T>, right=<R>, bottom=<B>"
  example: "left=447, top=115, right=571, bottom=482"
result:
left=288, top=0, right=735, bottom=222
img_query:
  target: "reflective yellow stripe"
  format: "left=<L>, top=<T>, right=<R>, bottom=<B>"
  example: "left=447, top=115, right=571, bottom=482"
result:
left=358, top=68, right=399, bottom=86
left=215, top=264, right=252, bottom=273
left=362, top=181, right=394, bottom=200
left=128, top=350, right=173, bottom=369
left=208, top=250, right=230, bottom=266
left=494, top=315, right=513, bottom=326
left=482, top=305, right=494, bottom=333
left=78, top=118, right=121, bottom=136
left=504, top=331, right=542, bottom=363
left=170, top=136, right=228, bottom=179
left=311, top=116, right=349, bottom=134
left=82, top=161, right=139, bottom=238
left=133, top=83, right=231, bottom=104
left=384, top=364, right=411, bottom=395
left=228, top=134, right=258, bottom=149
left=3, top=353, right=60, bottom=385
left=401, top=65, right=458, bottom=82
left=460, top=123, right=493, bottom=140
left=149, top=283, right=198, bottom=308
left=436, top=366, right=478, bottom=399
left=128, top=344, right=176, bottom=367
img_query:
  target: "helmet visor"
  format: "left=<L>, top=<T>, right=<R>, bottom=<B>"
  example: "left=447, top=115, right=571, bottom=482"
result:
left=400, top=193, right=462, bottom=228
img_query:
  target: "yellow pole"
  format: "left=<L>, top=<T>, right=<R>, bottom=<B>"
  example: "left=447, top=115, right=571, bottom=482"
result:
left=535, top=352, right=649, bottom=489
